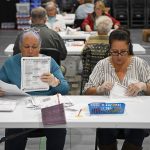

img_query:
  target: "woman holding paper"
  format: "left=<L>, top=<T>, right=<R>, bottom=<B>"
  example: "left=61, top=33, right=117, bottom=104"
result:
left=84, top=29, right=150, bottom=150
left=0, top=30, right=69, bottom=150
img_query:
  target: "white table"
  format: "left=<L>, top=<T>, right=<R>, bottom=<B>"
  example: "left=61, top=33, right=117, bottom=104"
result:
left=4, top=43, right=146, bottom=56
left=0, top=96, right=149, bottom=128
left=58, top=30, right=113, bottom=40
left=58, top=31, right=95, bottom=40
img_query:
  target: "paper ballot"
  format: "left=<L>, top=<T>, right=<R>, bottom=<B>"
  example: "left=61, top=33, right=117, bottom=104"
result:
left=0, top=80, right=28, bottom=96
left=110, top=82, right=127, bottom=99
left=21, top=57, right=50, bottom=92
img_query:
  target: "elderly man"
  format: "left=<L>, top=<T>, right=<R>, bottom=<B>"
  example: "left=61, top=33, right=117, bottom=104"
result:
left=0, top=30, right=69, bottom=150
left=13, top=6, right=67, bottom=60
left=45, top=1, right=66, bottom=32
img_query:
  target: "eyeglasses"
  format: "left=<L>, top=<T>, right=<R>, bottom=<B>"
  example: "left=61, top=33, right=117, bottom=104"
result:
left=23, top=45, right=39, bottom=50
left=110, top=50, right=129, bottom=56
left=23, top=27, right=40, bottom=33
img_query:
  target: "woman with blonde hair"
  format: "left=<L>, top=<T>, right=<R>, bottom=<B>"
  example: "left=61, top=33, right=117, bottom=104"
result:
left=81, top=0, right=120, bottom=31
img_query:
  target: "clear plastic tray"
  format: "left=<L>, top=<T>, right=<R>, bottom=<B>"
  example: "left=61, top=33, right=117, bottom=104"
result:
left=88, top=102, right=125, bottom=114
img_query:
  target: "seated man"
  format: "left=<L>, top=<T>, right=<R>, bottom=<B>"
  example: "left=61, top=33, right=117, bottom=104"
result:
left=13, top=7, right=67, bottom=61
left=45, top=1, right=66, bottom=32
left=0, top=30, right=69, bottom=150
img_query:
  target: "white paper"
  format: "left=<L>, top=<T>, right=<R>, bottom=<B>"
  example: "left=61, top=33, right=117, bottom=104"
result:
left=66, top=27, right=77, bottom=34
left=110, top=82, right=128, bottom=99
left=21, top=57, right=50, bottom=92
left=0, top=99, right=17, bottom=112
left=110, top=82, right=142, bottom=102
left=26, top=94, right=73, bottom=109
left=0, top=80, right=28, bottom=96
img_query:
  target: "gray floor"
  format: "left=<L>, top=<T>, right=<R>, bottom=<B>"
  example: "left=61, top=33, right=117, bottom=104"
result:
left=0, top=29, right=150, bottom=150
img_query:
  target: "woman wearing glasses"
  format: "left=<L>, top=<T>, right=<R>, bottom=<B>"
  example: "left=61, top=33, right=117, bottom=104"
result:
left=84, top=29, right=150, bottom=150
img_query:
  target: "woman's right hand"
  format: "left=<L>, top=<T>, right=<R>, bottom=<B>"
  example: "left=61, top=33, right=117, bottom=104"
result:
left=0, top=88, right=5, bottom=96
left=96, top=82, right=113, bottom=94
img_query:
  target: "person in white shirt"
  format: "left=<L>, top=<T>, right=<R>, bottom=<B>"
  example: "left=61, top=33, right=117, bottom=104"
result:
left=45, top=1, right=66, bottom=32
left=75, top=0, right=94, bottom=19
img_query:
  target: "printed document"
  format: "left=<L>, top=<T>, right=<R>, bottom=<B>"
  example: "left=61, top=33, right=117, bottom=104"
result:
left=26, top=94, right=73, bottom=109
left=21, top=57, right=50, bottom=92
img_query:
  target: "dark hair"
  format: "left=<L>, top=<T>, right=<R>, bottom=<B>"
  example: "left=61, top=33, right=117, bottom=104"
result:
left=109, top=29, right=134, bottom=55
left=118, top=26, right=130, bottom=37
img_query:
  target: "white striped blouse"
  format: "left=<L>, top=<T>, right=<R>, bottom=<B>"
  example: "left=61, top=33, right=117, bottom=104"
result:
left=84, top=56, right=150, bottom=95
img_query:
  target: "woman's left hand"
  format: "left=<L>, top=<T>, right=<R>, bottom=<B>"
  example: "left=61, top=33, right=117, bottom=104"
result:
left=114, top=24, right=119, bottom=29
left=40, top=73, right=60, bottom=87
left=126, top=82, right=147, bottom=96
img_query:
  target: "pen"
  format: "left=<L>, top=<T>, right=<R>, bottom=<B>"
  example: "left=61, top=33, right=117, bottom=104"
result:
left=57, top=93, right=60, bottom=104
left=77, top=109, right=82, bottom=117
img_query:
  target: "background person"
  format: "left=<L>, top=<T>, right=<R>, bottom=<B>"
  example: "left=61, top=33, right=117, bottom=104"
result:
left=41, top=0, right=60, bottom=13
left=0, top=30, right=69, bottom=150
left=75, top=0, right=94, bottom=20
left=84, top=29, right=150, bottom=150
left=81, top=16, right=113, bottom=93
left=81, top=0, right=120, bottom=31
left=45, top=1, right=66, bottom=32
left=13, top=7, right=67, bottom=60
left=71, top=0, right=85, bottom=13
left=86, top=15, right=113, bottom=44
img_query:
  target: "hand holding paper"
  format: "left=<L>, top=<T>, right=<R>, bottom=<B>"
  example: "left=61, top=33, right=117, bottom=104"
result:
left=126, top=82, right=147, bottom=96
left=96, top=81, right=113, bottom=94
left=40, top=73, right=60, bottom=87
left=110, top=82, right=127, bottom=99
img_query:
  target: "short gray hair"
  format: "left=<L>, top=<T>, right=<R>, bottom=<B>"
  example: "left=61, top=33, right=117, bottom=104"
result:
left=31, top=7, right=47, bottom=20
left=45, top=1, right=57, bottom=10
left=19, top=30, right=42, bottom=49
left=96, top=16, right=113, bottom=34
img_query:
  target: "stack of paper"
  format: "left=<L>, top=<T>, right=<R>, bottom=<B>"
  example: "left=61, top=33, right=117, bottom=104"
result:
left=27, top=94, right=73, bottom=109
left=0, top=99, right=17, bottom=112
